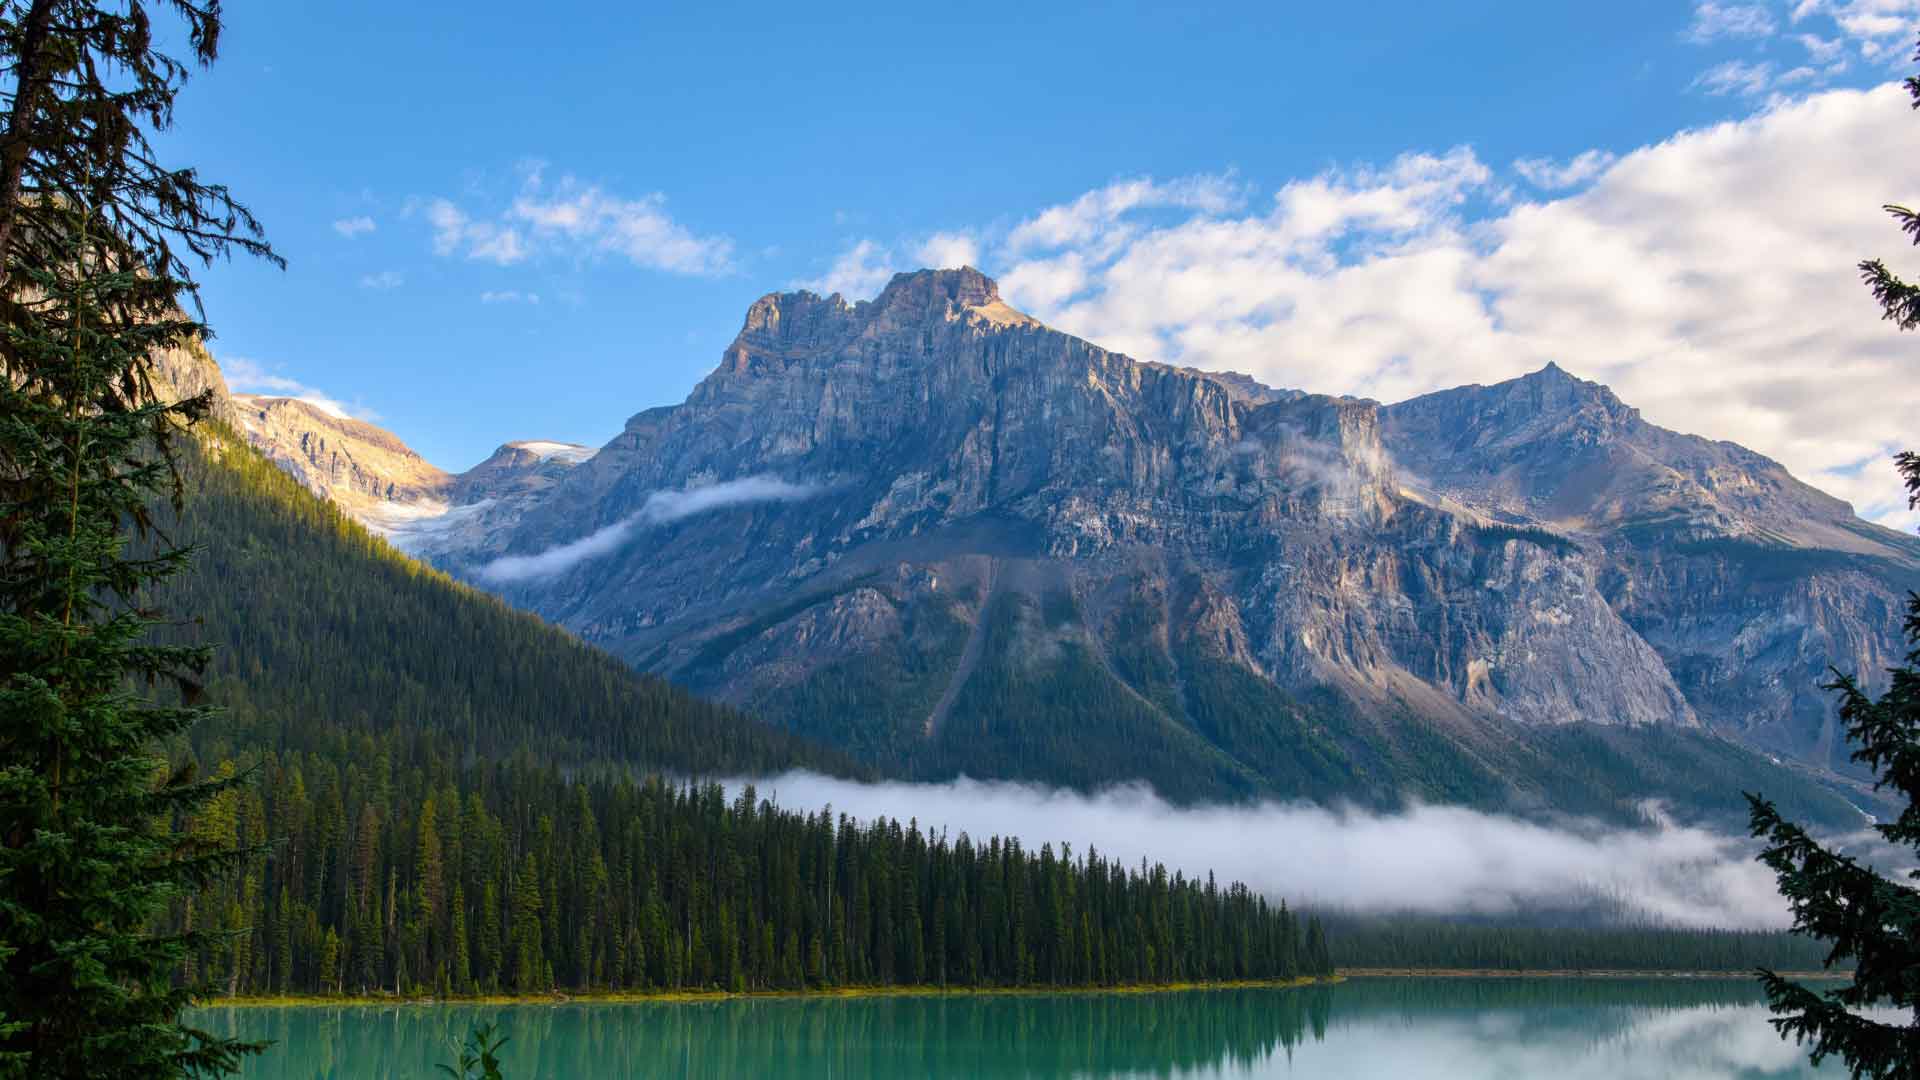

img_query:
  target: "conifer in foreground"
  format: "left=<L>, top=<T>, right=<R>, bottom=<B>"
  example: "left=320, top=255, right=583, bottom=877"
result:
left=1745, top=32, right=1920, bottom=1080
left=0, top=1, right=277, bottom=1075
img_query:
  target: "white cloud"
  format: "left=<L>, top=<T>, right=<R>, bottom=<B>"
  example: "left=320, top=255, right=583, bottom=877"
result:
left=425, top=198, right=466, bottom=255
left=475, top=514, right=643, bottom=584
left=357, top=270, right=404, bottom=290
left=803, top=232, right=992, bottom=299
left=1686, top=1, right=1779, bottom=42
left=1513, top=149, right=1618, bottom=189
left=984, top=85, right=1920, bottom=527
left=914, top=230, right=981, bottom=270
left=223, top=356, right=378, bottom=422
left=738, top=774, right=1814, bottom=929
left=509, top=180, right=733, bottom=274
left=1795, top=0, right=1920, bottom=60
left=476, top=475, right=824, bottom=582
left=421, top=196, right=527, bottom=266
left=331, top=215, right=375, bottom=239
left=1691, top=58, right=1779, bottom=96
left=803, top=239, right=897, bottom=299
left=1796, top=31, right=1849, bottom=62
left=479, top=290, right=540, bottom=304
left=421, top=172, right=731, bottom=274
left=1680, top=2, right=1914, bottom=93
left=1005, top=174, right=1242, bottom=254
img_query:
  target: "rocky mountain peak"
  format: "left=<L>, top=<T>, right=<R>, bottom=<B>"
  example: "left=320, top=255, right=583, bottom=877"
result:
left=454, top=439, right=596, bottom=503
left=888, top=266, right=1040, bottom=333
left=734, top=288, right=856, bottom=356
left=728, top=267, right=1031, bottom=362
left=696, top=267, right=1041, bottom=412
left=870, top=266, right=1001, bottom=316
left=1383, top=364, right=1642, bottom=478
left=1510, top=362, right=1635, bottom=419
left=232, top=394, right=454, bottom=531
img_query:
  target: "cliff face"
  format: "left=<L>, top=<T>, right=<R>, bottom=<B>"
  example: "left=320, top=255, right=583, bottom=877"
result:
left=1380, top=366, right=1920, bottom=772
left=150, top=339, right=246, bottom=433
left=231, top=394, right=455, bottom=533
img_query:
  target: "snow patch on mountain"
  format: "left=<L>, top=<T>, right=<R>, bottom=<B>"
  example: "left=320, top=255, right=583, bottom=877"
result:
left=509, top=440, right=598, bottom=463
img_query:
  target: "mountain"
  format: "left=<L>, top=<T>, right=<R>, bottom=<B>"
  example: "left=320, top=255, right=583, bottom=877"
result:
left=1381, top=365, right=1920, bottom=773
left=162, top=423, right=859, bottom=778
left=298, top=267, right=1889, bottom=824
left=186, top=362, right=593, bottom=556
left=455, top=439, right=597, bottom=502
left=232, top=393, right=454, bottom=530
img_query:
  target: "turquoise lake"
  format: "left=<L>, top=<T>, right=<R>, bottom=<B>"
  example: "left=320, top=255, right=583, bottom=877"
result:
left=196, top=977, right=1854, bottom=1078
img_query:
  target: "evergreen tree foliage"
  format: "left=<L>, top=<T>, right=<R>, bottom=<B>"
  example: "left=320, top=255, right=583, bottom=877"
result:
left=1327, top=914, right=1832, bottom=973
left=0, top=3, right=276, bottom=1074
left=168, top=725, right=1321, bottom=996
left=156, top=430, right=863, bottom=779
left=1746, top=33, right=1920, bottom=1079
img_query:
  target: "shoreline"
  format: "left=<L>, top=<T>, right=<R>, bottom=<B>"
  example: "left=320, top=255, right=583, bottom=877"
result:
left=203, top=976, right=1339, bottom=1009
left=200, top=967, right=1852, bottom=1009
left=1338, top=967, right=1851, bottom=980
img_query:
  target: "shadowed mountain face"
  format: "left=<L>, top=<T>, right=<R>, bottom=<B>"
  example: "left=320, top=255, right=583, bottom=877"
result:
left=192, top=269, right=1914, bottom=820
left=1380, top=367, right=1920, bottom=773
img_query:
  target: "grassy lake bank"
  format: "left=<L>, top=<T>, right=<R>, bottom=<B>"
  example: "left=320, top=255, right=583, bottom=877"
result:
left=206, top=975, right=1341, bottom=1009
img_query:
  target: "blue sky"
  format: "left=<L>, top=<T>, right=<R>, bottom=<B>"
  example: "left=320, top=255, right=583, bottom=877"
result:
left=166, top=2, right=1920, bottom=522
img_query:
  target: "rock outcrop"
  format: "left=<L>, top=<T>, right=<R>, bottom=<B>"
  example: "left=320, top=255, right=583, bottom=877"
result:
left=1380, top=364, right=1920, bottom=772
left=232, top=394, right=455, bottom=533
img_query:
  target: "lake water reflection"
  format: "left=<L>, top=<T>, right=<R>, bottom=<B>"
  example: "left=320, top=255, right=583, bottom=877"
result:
left=198, top=977, right=1850, bottom=1079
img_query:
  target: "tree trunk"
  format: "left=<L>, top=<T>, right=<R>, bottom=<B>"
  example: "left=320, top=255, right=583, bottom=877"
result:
left=0, top=0, right=61, bottom=291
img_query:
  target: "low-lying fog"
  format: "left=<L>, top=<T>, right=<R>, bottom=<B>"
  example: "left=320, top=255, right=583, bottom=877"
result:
left=735, top=773, right=1819, bottom=930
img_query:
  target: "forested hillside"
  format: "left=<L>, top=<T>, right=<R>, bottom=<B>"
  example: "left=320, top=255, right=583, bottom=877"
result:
left=157, top=428, right=856, bottom=778
left=168, top=733, right=1323, bottom=996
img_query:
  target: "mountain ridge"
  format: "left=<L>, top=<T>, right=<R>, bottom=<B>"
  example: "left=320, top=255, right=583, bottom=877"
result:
left=174, top=268, right=1913, bottom=819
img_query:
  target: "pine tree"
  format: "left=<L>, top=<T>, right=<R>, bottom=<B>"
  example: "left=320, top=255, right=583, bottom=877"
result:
left=450, top=884, right=472, bottom=995
left=510, top=854, right=545, bottom=992
left=1303, top=917, right=1331, bottom=978
left=0, top=2, right=276, bottom=1074
left=0, top=158, right=249, bottom=1079
left=478, top=881, right=503, bottom=992
left=1746, top=34, right=1920, bottom=1078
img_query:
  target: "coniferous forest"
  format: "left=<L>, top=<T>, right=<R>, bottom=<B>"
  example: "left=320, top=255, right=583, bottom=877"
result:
left=168, top=750, right=1324, bottom=997
left=151, top=431, right=1324, bottom=997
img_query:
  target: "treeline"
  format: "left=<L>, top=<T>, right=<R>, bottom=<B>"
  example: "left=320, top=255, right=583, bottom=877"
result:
left=156, top=428, right=860, bottom=779
left=1325, top=913, right=1833, bottom=972
left=166, top=728, right=1327, bottom=997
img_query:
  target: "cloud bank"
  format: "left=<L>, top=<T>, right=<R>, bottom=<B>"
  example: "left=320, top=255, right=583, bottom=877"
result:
left=737, top=773, right=1811, bottom=929
left=476, top=475, right=822, bottom=583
